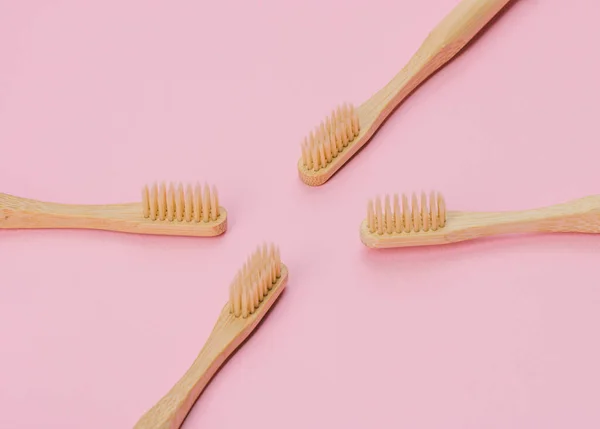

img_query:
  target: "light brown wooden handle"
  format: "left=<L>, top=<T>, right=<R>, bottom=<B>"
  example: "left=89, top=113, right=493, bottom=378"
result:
left=418, top=0, right=512, bottom=62
left=528, top=196, right=600, bottom=234
left=496, top=195, right=600, bottom=234
left=0, top=193, right=228, bottom=237
left=134, top=309, right=243, bottom=429
left=0, top=192, right=131, bottom=230
left=0, top=193, right=63, bottom=229
left=446, top=196, right=600, bottom=243
left=364, top=0, right=511, bottom=119
left=134, top=269, right=287, bottom=428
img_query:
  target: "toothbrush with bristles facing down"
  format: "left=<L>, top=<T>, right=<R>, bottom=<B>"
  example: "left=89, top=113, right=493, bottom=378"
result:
left=134, top=243, right=288, bottom=429
left=298, top=0, right=513, bottom=186
left=360, top=192, right=600, bottom=248
left=0, top=182, right=227, bottom=237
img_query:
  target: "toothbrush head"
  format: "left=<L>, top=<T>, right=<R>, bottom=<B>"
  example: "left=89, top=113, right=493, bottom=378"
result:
left=229, top=243, right=287, bottom=318
left=360, top=191, right=448, bottom=248
left=298, top=103, right=361, bottom=186
left=139, top=182, right=227, bottom=236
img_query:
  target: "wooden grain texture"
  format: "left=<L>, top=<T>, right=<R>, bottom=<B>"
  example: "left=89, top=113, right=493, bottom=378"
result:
left=361, top=195, right=600, bottom=248
left=298, top=0, right=513, bottom=186
left=0, top=193, right=227, bottom=237
left=133, top=265, right=288, bottom=429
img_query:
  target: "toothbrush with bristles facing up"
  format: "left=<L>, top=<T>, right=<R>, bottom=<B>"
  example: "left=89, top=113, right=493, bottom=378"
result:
left=360, top=192, right=600, bottom=248
left=0, top=182, right=227, bottom=237
left=298, top=0, right=513, bottom=186
left=134, top=243, right=288, bottom=429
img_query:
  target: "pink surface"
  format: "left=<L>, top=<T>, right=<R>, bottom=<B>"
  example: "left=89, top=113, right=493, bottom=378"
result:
left=1, top=0, right=600, bottom=428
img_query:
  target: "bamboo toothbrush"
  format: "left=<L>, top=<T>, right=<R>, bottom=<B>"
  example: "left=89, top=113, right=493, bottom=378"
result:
left=361, top=192, right=600, bottom=248
left=298, top=0, right=513, bottom=186
left=0, top=182, right=227, bottom=237
left=134, top=243, right=288, bottom=429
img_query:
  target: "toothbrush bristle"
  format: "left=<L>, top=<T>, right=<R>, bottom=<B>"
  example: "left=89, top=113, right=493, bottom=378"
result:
left=229, top=244, right=282, bottom=318
left=142, top=182, right=220, bottom=222
left=367, top=191, right=446, bottom=234
left=300, top=103, right=360, bottom=171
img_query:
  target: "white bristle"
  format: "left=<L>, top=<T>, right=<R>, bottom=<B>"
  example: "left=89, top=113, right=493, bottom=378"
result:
left=300, top=103, right=361, bottom=171
left=141, top=182, right=221, bottom=223
left=229, top=245, right=283, bottom=318
left=366, top=192, right=447, bottom=235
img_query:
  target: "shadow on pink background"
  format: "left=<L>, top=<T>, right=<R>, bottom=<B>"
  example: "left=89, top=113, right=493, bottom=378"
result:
left=1, top=0, right=599, bottom=428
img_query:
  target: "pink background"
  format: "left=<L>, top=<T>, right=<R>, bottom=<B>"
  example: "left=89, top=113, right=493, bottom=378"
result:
left=1, top=0, right=600, bottom=428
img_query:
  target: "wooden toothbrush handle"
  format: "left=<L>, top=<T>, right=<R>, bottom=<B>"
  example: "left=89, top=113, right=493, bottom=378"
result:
left=135, top=267, right=287, bottom=429
left=0, top=193, right=67, bottom=229
left=363, top=0, right=511, bottom=118
left=0, top=193, right=228, bottom=237
left=417, top=0, right=512, bottom=61
left=133, top=308, right=247, bottom=429
left=0, top=192, right=138, bottom=230
left=516, top=195, right=600, bottom=234
left=446, top=196, right=600, bottom=243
